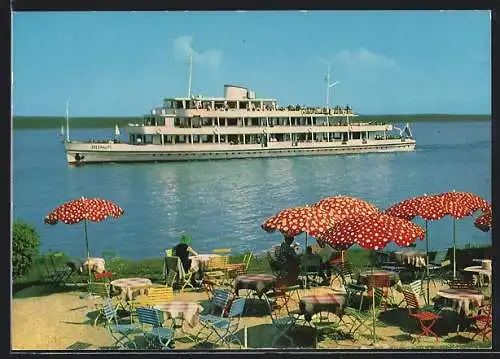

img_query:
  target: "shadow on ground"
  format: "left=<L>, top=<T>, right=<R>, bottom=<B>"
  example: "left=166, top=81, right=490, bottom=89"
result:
left=13, top=284, right=85, bottom=299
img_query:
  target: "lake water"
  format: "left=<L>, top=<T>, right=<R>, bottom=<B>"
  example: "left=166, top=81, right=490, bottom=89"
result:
left=13, top=121, right=491, bottom=260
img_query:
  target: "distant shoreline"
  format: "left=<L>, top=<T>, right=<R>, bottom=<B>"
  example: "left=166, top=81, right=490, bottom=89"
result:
left=13, top=114, right=491, bottom=130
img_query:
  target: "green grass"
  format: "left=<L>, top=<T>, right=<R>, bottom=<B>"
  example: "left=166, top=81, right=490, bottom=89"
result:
left=13, top=114, right=491, bottom=130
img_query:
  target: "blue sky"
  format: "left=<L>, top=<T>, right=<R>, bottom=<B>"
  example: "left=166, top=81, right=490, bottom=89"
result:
left=13, top=11, right=491, bottom=116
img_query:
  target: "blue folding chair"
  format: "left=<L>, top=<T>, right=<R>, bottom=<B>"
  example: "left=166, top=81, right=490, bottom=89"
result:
left=206, top=298, right=246, bottom=348
left=136, top=307, right=175, bottom=350
left=197, top=288, right=233, bottom=342
left=102, top=298, right=141, bottom=349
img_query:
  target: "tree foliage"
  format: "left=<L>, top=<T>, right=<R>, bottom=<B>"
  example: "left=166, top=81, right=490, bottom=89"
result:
left=12, top=220, right=41, bottom=279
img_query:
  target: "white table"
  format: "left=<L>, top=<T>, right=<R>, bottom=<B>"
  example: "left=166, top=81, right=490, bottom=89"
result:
left=110, top=277, right=152, bottom=301
left=463, top=266, right=492, bottom=287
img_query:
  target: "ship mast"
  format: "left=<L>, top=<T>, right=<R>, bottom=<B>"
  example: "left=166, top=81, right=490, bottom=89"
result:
left=325, top=66, right=339, bottom=127
left=187, top=51, right=193, bottom=98
left=65, top=100, right=70, bottom=142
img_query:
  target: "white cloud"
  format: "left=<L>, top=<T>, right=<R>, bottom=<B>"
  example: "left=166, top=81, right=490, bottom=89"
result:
left=173, top=36, right=222, bottom=69
left=330, top=48, right=396, bottom=69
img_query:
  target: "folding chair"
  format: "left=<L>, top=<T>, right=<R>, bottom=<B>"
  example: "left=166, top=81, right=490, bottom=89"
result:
left=264, top=293, right=297, bottom=347
left=402, top=289, right=442, bottom=342
left=136, top=307, right=175, bottom=350
left=208, top=298, right=246, bottom=348
left=408, top=279, right=427, bottom=305
left=102, top=298, right=141, bottom=349
left=88, top=282, right=113, bottom=326
left=204, top=256, right=230, bottom=286
left=426, top=252, right=452, bottom=285
left=268, top=281, right=304, bottom=323
left=366, top=274, right=392, bottom=311
left=129, top=286, right=174, bottom=322
left=330, top=261, right=355, bottom=287
left=163, top=248, right=174, bottom=280
left=266, top=251, right=286, bottom=278
left=470, top=302, right=492, bottom=341
left=39, top=252, right=73, bottom=286
left=197, top=288, right=233, bottom=343
left=226, top=252, right=253, bottom=282
left=165, top=256, right=195, bottom=292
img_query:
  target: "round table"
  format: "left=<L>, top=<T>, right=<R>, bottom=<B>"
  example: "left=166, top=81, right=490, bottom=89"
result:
left=234, top=274, right=277, bottom=298
left=463, top=266, right=492, bottom=287
left=357, top=270, right=401, bottom=288
left=299, top=293, right=346, bottom=322
left=436, top=288, right=484, bottom=316
left=110, top=277, right=152, bottom=301
left=154, top=301, right=204, bottom=328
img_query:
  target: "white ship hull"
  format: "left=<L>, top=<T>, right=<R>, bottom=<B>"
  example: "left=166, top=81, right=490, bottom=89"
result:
left=64, top=139, right=416, bottom=164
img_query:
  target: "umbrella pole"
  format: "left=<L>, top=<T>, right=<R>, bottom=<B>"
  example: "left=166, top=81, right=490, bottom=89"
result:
left=84, top=219, right=92, bottom=284
left=425, top=220, right=430, bottom=304
left=304, top=233, right=308, bottom=290
left=371, top=264, right=376, bottom=343
left=453, top=218, right=456, bottom=278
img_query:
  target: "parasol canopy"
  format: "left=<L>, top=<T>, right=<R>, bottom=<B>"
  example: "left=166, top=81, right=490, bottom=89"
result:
left=44, top=196, right=124, bottom=282
left=318, top=212, right=425, bottom=250
left=261, top=206, right=333, bottom=238
left=317, top=212, right=425, bottom=342
left=314, top=195, right=379, bottom=221
left=45, top=197, right=124, bottom=225
left=474, top=209, right=492, bottom=232
left=437, top=191, right=490, bottom=219
left=385, top=194, right=447, bottom=221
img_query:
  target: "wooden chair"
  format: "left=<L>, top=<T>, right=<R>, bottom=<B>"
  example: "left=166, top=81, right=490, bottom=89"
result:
left=204, top=256, right=230, bottom=286
left=408, top=279, right=427, bottom=306
left=131, top=286, right=174, bottom=309
left=226, top=252, right=253, bottom=282
left=401, top=289, right=442, bottom=342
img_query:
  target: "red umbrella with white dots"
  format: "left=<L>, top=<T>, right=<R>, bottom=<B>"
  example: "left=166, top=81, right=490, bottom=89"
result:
left=262, top=206, right=333, bottom=288
left=436, top=190, right=491, bottom=277
left=315, top=195, right=380, bottom=221
left=315, top=195, right=380, bottom=262
left=318, top=212, right=425, bottom=342
left=261, top=206, right=333, bottom=238
left=44, top=196, right=124, bottom=280
left=385, top=194, right=448, bottom=302
left=474, top=209, right=492, bottom=232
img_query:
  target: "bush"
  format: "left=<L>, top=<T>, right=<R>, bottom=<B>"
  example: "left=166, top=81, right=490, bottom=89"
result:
left=12, top=220, right=41, bottom=280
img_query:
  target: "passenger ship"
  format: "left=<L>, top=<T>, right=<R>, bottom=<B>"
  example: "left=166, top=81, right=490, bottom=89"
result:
left=64, top=82, right=415, bottom=164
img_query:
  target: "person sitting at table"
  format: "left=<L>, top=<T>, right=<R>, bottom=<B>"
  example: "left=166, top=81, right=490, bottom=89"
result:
left=173, top=237, right=198, bottom=273
left=276, top=235, right=301, bottom=284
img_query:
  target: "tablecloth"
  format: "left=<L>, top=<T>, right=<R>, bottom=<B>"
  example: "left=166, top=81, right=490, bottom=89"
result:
left=357, top=270, right=401, bottom=288
left=83, top=257, right=106, bottom=273
left=299, top=294, right=346, bottom=322
left=154, top=301, right=203, bottom=328
left=234, top=274, right=277, bottom=297
left=110, top=277, right=152, bottom=301
left=189, top=254, right=220, bottom=273
left=395, top=250, right=426, bottom=267
left=436, top=288, right=484, bottom=316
